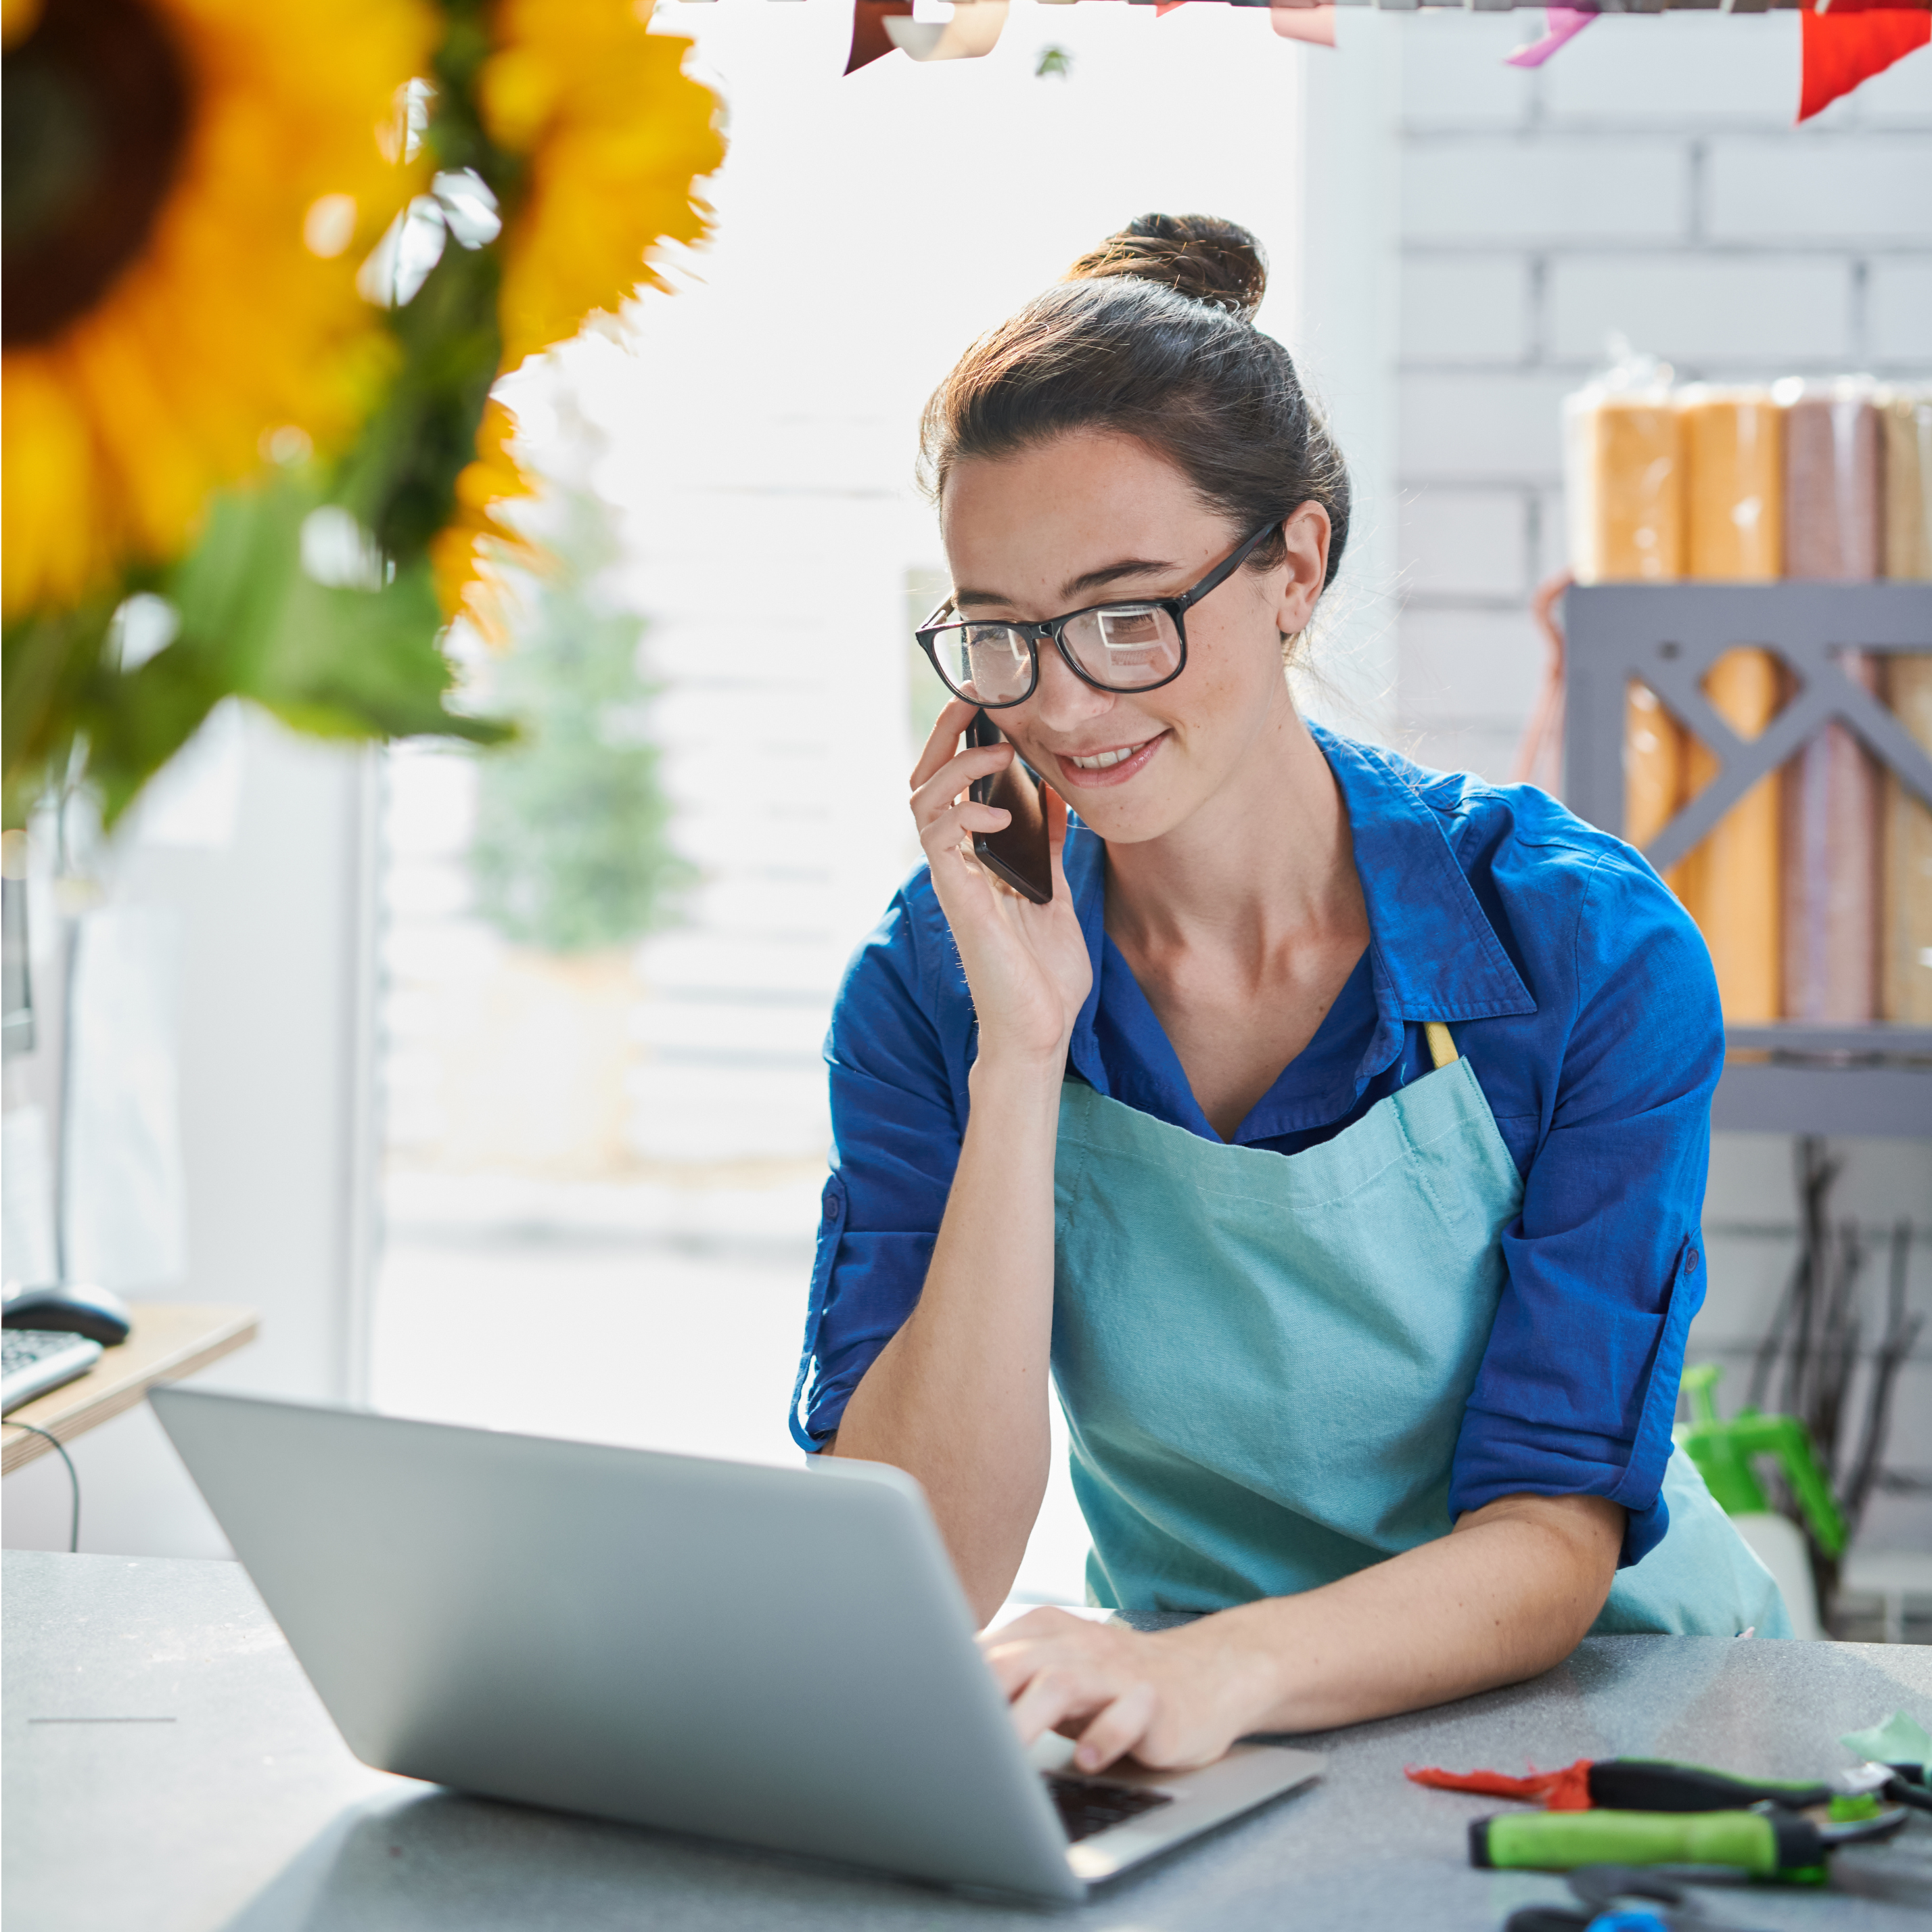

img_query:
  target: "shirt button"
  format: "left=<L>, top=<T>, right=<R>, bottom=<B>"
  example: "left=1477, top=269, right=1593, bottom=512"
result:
left=827, top=1195, right=842, bottom=1220
left=1685, top=1248, right=1700, bottom=1273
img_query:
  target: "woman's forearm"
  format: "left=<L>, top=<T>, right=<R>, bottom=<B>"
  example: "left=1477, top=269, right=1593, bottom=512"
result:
left=829, top=1053, right=1066, bottom=1622
left=1182, top=1494, right=1626, bottom=1738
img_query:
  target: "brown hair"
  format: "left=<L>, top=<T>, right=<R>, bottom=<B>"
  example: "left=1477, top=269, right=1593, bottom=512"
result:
left=919, top=214, right=1350, bottom=590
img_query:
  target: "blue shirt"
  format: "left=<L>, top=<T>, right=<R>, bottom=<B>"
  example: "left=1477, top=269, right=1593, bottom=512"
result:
left=791, top=725, right=1722, bottom=1567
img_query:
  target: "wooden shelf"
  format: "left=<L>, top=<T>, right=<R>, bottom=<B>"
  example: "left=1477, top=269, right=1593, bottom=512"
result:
left=2, top=1304, right=258, bottom=1475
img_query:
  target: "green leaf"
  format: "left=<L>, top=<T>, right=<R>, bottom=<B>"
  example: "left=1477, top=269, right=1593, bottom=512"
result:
left=1841, top=1711, right=1931, bottom=1778
left=5, top=470, right=510, bottom=829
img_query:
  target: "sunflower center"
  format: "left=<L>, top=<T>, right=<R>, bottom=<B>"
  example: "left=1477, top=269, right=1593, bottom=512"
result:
left=3, top=0, right=191, bottom=349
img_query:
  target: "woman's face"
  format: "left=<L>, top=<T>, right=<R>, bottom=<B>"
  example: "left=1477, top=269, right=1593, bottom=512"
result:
left=938, top=430, right=1329, bottom=847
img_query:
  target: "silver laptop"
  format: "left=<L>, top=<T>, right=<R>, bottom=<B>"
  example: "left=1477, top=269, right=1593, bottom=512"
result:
left=151, top=1387, right=1322, bottom=1902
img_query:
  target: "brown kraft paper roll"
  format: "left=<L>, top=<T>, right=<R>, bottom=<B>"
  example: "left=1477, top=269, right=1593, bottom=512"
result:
left=1626, top=682, right=1690, bottom=899
left=1880, top=400, right=1932, bottom=1024
left=1678, top=651, right=1783, bottom=1021
left=1881, top=389, right=1932, bottom=582
left=1782, top=654, right=1882, bottom=1024
left=1680, top=386, right=1783, bottom=580
left=1780, top=382, right=1883, bottom=1024
left=1781, top=380, right=1881, bottom=579
left=1881, top=656, right=1932, bottom=1025
left=1566, top=389, right=1683, bottom=583
left=1674, top=388, right=1785, bottom=1019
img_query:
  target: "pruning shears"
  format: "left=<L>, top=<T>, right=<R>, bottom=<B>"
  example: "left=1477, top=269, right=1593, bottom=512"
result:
left=1471, top=1794, right=1908, bottom=1881
left=1450, top=1757, right=1919, bottom=1879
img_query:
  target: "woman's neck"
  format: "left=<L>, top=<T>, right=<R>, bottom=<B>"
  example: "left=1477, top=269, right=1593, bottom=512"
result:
left=1102, top=689, right=1365, bottom=965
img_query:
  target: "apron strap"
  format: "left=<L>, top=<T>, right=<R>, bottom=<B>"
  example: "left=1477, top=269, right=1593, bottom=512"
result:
left=1425, top=1021, right=1458, bottom=1070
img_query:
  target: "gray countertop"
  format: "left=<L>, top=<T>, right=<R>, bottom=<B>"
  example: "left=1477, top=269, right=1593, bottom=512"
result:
left=5, top=1550, right=1931, bottom=1932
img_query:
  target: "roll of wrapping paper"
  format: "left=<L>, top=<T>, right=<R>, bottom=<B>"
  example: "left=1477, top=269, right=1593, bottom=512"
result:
left=1624, top=681, right=1690, bottom=898
left=1782, top=379, right=1881, bottom=578
left=1781, top=382, right=1883, bottom=1023
left=1881, top=396, right=1932, bottom=1024
left=1680, top=386, right=1783, bottom=579
left=1784, top=649, right=1883, bottom=1024
left=1674, top=389, right=1785, bottom=1019
left=1565, top=386, right=1683, bottom=584
left=1882, top=656, right=1932, bottom=1024
left=1678, top=652, right=1784, bottom=1021
left=1881, top=389, right=1932, bottom=581
left=1572, top=373, right=1686, bottom=886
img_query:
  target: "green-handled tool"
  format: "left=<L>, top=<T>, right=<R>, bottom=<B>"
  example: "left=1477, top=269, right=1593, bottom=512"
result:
left=1585, top=1756, right=1931, bottom=1816
left=1469, top=1801, right=1908, bottom=1879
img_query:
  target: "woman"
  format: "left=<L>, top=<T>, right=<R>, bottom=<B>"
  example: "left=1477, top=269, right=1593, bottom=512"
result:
left=790, top=216, right=1789, bottom=1778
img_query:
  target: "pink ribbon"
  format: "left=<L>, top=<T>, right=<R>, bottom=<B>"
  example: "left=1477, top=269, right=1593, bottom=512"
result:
left=1506, top=6, right=1596, bottom=68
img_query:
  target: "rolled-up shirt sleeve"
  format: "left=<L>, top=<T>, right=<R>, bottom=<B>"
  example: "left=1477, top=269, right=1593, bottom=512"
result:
left=789, top=883, right=967, bottom=1451
left=1449, top=849, right=1724, bottom=1566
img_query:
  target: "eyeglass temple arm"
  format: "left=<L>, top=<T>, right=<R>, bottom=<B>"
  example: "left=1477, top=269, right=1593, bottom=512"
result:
left=1173, top=518, right=1285, bottom=614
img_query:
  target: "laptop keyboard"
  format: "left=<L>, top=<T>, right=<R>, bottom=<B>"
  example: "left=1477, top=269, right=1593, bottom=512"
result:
left=1043, top=1772, right=1175, bottom=1843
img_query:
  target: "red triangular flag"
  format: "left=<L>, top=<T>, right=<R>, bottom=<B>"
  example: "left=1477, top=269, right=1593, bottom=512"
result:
left=1799, top=5, right=1930, bottom=122
left=847, top=0, right=914, bottom=74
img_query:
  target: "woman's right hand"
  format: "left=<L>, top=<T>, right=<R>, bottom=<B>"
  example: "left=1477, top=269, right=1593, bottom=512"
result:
left=912, top=699, right=1093, bottom=1074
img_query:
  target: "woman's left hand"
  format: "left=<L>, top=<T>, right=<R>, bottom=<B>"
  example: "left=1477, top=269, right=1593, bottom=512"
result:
left=976, top=1608, right=1267, bottom=1774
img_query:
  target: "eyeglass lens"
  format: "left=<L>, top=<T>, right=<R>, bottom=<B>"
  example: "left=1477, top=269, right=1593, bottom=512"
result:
left=928, top=604, right=1182, bottom=704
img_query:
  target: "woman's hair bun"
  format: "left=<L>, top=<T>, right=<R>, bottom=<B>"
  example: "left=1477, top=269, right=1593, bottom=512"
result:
left=1064, top=214, right=1266, bottom=321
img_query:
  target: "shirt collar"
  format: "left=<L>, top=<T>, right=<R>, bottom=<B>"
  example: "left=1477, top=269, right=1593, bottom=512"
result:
left=1312, top=724, right=1535, bottom=1025
left=1061, top=724, right=1533, bottom=1097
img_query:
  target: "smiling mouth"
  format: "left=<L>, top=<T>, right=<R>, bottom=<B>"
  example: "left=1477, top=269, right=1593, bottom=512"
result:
left=1051, top=733, right=1167, bottom=788
left=1067, top=739, right=1155, bottom=770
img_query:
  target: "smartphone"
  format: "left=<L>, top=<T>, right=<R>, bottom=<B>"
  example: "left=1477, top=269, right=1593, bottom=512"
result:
left=966, top=711, right=1053, bottom=905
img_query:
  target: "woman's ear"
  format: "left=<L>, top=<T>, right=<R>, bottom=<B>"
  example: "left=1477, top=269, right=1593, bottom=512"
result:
left=1270, top=501, right=1331, bottom=638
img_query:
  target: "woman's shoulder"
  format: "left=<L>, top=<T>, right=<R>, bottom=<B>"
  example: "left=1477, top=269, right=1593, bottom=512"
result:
left=833, top=858, right=973, bottom=1030
left=1329, top=731, right=1714, bottom=1015
left=1362, top=735, right=1690, bottom=925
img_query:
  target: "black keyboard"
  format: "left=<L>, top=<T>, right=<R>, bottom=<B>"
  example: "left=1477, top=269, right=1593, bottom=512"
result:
left=1043, top=1772, right=1175, bottom=1843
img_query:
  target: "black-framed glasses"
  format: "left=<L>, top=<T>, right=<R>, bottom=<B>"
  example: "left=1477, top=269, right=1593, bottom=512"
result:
left=914, top=519, right=1281, bottom=710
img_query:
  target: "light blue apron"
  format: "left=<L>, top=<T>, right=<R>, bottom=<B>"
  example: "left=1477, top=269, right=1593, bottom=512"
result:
left=1049, top=1024, right=1791, bottom=1638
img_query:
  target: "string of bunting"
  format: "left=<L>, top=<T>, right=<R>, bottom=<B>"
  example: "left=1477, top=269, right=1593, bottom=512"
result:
left=835, top=0, right=1929, bottom=124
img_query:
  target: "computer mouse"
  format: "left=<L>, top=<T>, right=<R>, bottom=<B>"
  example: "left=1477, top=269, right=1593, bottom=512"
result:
left=2, top=1284, right=133, bottom=1347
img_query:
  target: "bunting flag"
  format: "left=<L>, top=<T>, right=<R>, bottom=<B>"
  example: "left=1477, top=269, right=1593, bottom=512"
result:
left=841, top=0, right=1932, bottom=114
left=1799, top=2, right=1931, bottom=122
left=1506, top=6, right=1596, bottom=67
left=847, top=0, right=913, bottom=72
left=1270, top=3, right=1337, bottom=47
left=886, top=0, right=1010, bottom=59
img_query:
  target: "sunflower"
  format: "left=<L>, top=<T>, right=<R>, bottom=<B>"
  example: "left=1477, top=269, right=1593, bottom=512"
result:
left=429, top=396, right=541, bottom=645
left=2, top=0, right=436, bottom=620
left=3, top=0, right=724, bottom=827
left=421, top=0, right=723, bottom=639
left=479, top=0, right=723, bottom=371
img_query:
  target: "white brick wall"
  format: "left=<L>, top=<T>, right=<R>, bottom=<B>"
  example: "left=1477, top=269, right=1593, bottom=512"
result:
left=1402, top=137, right=1689, bottom=242
left=1390, top=10, right=1932, bottom=783
left=1399, top=488, right=1530, bottom=597
left=1400, top=257, right=1533, bottom=363
left=1707, top=136, right=1932, bottom=243
left=1383, top=14, right=1932, bottom=1566
left=1870, top=258, right=1932, bottom=361
left=1545, top=254, right=1855, bottom=364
